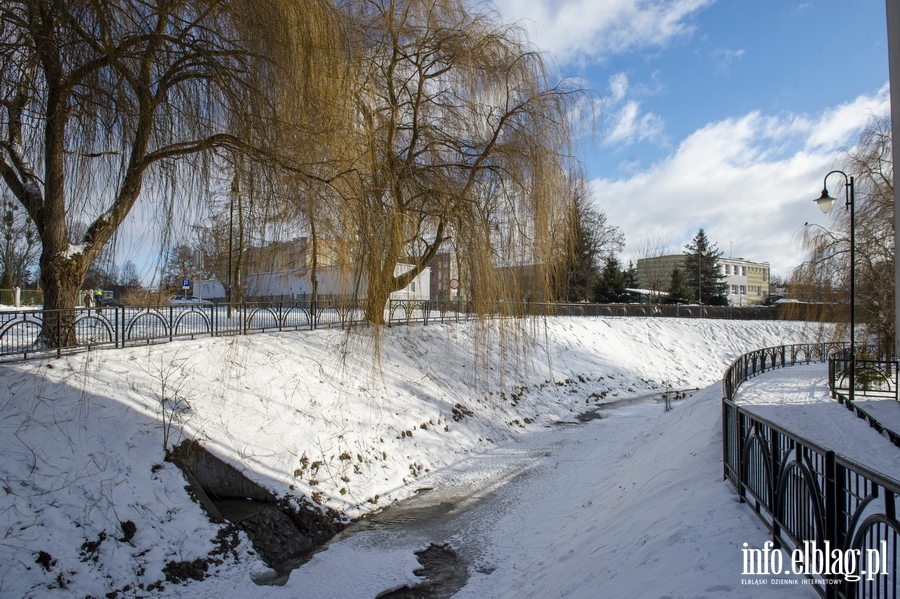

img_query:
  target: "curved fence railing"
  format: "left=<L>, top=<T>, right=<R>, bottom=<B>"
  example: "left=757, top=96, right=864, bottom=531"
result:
left=827, top=353, right=900, bottom=448
left=722, top=342, right=900, bottom=598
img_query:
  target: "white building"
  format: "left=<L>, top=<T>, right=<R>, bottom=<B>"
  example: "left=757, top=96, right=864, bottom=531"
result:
left=194, top=279, right=226, bottom=300
left=637, top=254, right=771, bottom=305
left=244, top=263, right=431, bottom=302
left=718, top=258, right=770, bottom=306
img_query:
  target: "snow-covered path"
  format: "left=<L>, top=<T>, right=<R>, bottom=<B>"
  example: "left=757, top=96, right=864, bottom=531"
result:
left=274, top=385, right=816, bottom=599
left=736, top=363, right=900, bottom=482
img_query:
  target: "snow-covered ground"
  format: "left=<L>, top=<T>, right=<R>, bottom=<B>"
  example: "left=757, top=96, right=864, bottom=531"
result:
left=736, top=363, right=900, bottom=484
left=0, top=317, right=826, bottom=598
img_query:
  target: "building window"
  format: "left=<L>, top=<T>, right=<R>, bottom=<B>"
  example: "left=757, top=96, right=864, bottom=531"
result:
left=742, top=266, right=747, bottom=276
left=725, top=265, right=730, bottom=274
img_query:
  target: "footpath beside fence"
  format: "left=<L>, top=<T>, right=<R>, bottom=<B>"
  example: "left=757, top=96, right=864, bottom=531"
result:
left=722, top=342, right=900, bottom=598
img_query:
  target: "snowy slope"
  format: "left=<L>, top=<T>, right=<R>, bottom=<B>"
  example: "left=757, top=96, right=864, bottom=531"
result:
left=0, top=317, right=823, bottom=598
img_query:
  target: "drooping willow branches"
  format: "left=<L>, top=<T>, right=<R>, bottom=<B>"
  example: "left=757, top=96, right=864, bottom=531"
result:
left=1, top=0, right=598, bottom=335
left=792, top=116, right=895, bottom=354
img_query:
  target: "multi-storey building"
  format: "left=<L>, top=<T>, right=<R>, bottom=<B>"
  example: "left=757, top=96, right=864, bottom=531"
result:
left=636, top=254, right=771, bottom=305
left=429, top=253, right=462, bottom=300
left=237, top=237, right=430, bottom=301
left=719, top=258, right=770, bottom=306
left=635, top=255, right=689, bottom=297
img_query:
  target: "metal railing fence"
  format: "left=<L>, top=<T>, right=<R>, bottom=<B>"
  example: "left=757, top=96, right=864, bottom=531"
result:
left=827, top=350, right=900, bottom=448
left=0, top=299, right=371, bottom=361
left=723, top=342, right=900, bottom=598
left=1, top=298, right=796, bottom=362
left=828, top=352, right=900, bottom=403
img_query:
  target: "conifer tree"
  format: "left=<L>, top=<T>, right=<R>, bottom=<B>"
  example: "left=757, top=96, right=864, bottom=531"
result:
left=594, top=257, right=627, bottom=303
left=683, top=229, right=727, bottom=304
left=666, top=267, right=693, bottom=304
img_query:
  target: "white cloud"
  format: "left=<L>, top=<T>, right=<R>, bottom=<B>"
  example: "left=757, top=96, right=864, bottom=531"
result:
left=713, top=47, right=745, bottom=73
left=601, top=72, right=666, bottom=146
left=592, top=90, right=890, bottom=278
left=492, top=0, right=715, bottom=63
left=804, top=84, right=890, bottom=150
left=608, top=73, right=629, bottom=103
left=606, top=100, right=665, bottom=144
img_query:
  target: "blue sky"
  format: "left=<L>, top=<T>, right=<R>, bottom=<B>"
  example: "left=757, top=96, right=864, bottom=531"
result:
left=492, top=0, right=891, bottom=277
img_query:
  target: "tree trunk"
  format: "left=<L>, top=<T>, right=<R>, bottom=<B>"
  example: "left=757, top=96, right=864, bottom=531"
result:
left=364, top=282, right=390, bottom=325
left=39, top=249, right=88, bottom=347
left=309, top=215, right=318, bottom=314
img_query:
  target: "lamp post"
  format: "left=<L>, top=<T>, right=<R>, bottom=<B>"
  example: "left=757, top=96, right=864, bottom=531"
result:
left=815, top=170, right=855, bottom=401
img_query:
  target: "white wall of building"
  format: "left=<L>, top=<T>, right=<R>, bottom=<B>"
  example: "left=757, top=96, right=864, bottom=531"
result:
left=244, top=264, right=430, bottom=301
left=719, top=258, right=769, bottom=306
left=389, top=264, right=431, bottom=301
left=194, top=279, right=226, bottom=300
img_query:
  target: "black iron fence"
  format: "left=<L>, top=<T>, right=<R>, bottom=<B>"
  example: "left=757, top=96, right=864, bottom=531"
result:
left=0, top=300, right=371, bottom=361
left=1, top=298, right=795, bottom=362
left=828, top=353, right=900, bottom=403
left=827, top=351, right=900, bottom=448
left=387, top=300, right=839, bottom=322
left=386, top=299, right=790, bottom=323
left=530, top=302, right=781, bottom=319
left=723, top=342, right=900, bottom=598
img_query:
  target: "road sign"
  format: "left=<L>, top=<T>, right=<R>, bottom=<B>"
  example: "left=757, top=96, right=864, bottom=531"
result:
left=182, top=279, right=190, bottom=289
left=449, top=278, right=460, bottom=290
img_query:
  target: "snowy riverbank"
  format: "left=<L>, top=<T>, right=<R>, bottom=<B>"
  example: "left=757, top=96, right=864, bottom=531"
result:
left=0, top=317, right=825, bottom=598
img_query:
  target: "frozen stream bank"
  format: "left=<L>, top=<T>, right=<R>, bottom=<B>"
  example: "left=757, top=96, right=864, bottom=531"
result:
left=0, top=319, right=823, bottom=598
left=269, top=386, right=814, bottom=599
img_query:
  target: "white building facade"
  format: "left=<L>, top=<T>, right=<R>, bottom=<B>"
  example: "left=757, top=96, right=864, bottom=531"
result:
left=718, top=258, right=770, bottom=306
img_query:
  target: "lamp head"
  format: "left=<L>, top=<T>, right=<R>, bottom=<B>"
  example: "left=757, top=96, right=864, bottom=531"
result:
left=815, top=188, right=836, bottom=214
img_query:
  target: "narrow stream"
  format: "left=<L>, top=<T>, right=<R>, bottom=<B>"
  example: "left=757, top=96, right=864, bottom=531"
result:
left=254, top=388, right=696, bottom=596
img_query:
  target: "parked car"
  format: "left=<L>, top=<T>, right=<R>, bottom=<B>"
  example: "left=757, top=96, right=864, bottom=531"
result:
left=168, top=295, right=213, bottom=305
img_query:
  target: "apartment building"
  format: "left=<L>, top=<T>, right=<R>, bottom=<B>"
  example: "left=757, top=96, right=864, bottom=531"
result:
left=719, top=258, right=770, bottom=306
left=636, top=254, right=770, bottom=305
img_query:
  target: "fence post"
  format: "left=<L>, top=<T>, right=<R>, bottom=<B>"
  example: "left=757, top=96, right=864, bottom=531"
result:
left=737, top=408, right=746, bottom=503
left=770, top=428, right=781, bottom=549
left=723, top=400, right=729, bottom=481
left=824, top=450, right=838, bottom=599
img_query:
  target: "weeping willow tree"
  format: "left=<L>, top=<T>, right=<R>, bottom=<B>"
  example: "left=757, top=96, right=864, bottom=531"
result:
left=336, top=0, right=588, bottom=323
left=793, top=116, right=895, bottom=355
left=0, top=0, right=343, bottom=343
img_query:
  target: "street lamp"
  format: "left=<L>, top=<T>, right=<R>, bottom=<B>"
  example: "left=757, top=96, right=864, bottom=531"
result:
left=815, top=170, right=855, bottom=401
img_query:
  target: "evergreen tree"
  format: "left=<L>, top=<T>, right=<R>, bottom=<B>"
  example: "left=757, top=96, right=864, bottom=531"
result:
left=558, top=191, right=624, bottom=302
left=624, top=261, right=639, bottom=289
left=594, top=257, right=627, bottom=303
left=683, top=229, right=727, bottom=304
left=665, top=267, right=693, bottom=304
